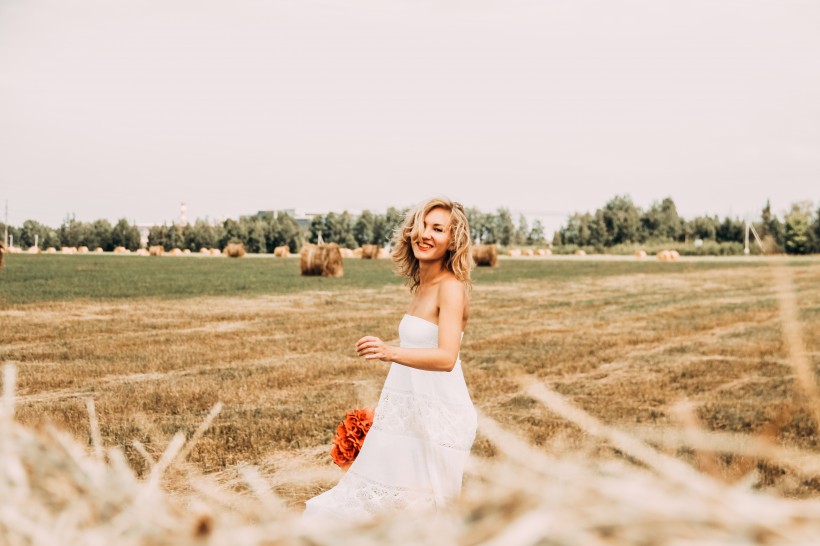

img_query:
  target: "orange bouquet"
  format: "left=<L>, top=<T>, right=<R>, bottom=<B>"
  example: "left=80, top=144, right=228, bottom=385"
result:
left=330, top=408, right=375, bottom=470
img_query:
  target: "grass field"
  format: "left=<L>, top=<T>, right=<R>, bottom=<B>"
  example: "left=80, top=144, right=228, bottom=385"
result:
left=1, top=253, right=819, bottom=505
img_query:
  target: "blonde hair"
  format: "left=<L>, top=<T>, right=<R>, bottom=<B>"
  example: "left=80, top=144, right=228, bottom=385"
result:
left=391, top=197, right=473, bottom=293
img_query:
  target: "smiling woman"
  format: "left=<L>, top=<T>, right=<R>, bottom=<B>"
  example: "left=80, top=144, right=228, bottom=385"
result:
left=303, top=197, right=477, bottom=521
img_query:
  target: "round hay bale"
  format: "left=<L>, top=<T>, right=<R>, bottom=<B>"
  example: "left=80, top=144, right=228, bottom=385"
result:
left=378, top=247, right=390, bottom=259
left=224, top=243, right=246, bottom=258
left=46, top=247, right=57, bottom=254
left=274, top=245, right=291, bottom=258
left=339, top=248, right=354, bottom=258
left=61, top=247, right=77, bottom=255
left=113, top=246, right=128, bottom=254
left=300, top=243, right=344, bottom=277
left=575, top=249, right=586, bottom=256
left=523, top=249, right=534, bottom=257
left=669, top=250, right=680, bottom=261
left=508, top=248, right=522, bottom=257
left=634, top=250, right=647, bottom=259
left=78, top=246, right=90, bottom=254
left=360, top=244, right=380, bottom=259
left=199, top=247, right=210, bottom=254
left=94, top=247, right=104, bottom=253
left=472, top=244, right=498, bottom=267
left=149, top=245, right=164, bottom=257
left=353, top=247, right=363, bottom=258
left=209, top=248, right=222, bottom=257
left=169, top=248, right=183, bottom=256
left=135, top=248, right=150, bottom=256
left=656, top=250, right=671, bottom=261
left=182, top=248, right=191, bottom=255
left=27, top=246, right=41, bottom=254
left=535, top=248, right=551, bottom=256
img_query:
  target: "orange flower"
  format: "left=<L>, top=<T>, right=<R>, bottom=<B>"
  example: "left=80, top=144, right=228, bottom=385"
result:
left=330, top=407, right=374, bottom=470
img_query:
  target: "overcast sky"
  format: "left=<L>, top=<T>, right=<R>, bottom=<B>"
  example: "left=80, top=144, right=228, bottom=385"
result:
left=0, top=0, right=818, bottom=235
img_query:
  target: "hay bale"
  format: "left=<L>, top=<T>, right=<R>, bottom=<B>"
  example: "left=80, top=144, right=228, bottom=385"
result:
left=523, top=249, right=534, bottom=257
left=149, top=245, right=164, bottom=256
left=508, top=248, right=522, bottom=257
left=473, top=244, right=498, bottom=267
left=45, top=247, right=57, bottom=254
left=669, top=250, right=680, bottom=261
left=535, top=248, right=552, bottom=256
left=78, top=246, right=90, bottom=254
left=274, top=245, right=291, bottom=257
left=182, top=248, right=191, bottom=255
left=224, top=243, right=246, bottom=258
left=361, top=244, right=380, bottom=259
left=94, top=247, right=104, bottom=253
left=199, top=247, right=210, bottom=254
left=353, top=247, right=363, bottom=258
left=61, top=247, right=77, bottom=255
left=113, top=246, right=128, bottom=254
left=378, top=248, right=390, bottom=259
left=575, top=249, right=586, bottom=256
left=339, top=248, right=354, bottom=258
left=657, top=250, right=670, bottom=261
left=27, top=246, right=41, bottom=254
left=300, top=243, right=344, bottom=277
left=209, top=248, right=222, bottom=256
left=169, top=248, right=183, bottom=256
left=135, top=248, right=150, bottom=256
left=634, top=250, right=647, bottom=259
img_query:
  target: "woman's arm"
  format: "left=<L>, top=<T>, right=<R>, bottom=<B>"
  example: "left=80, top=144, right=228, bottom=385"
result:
left=356, top=280, right=465, bottom=372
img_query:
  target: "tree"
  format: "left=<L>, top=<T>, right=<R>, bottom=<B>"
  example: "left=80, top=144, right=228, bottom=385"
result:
left=759, top=199, right=785, bottom=251
left=640, top=197, right=681, bottom=241
left=111, top=219, right=141, bottom=250
left=19, top=220, right=51, bottom=249
left=184, top=219, right=217, bottom=251
left=89, top=219, right=113, bottom=250
left=527, top=219, right=546, bottom=245
left=220, top=218, right=247, bottom=248
left=166, top=224, right=184, bottom=250
left=495, top=208, right=516, bottom=246
left=602, top=195, right=641, bottom=245
left=589, top=210, right=608, bottom=248
left=308, top=215, right=325, bottom=244
left=58, top=216, right=84, bottom=248
left=814, top=205, right=820, bottom=254
left=715, top=217, right=744, bottom=243
left=147, top=225, right=168, bottom=248
left=246, top=220, right=267, bottom=253
left=687, top=216, right=718, bottom=241
left=353, top=210, right=376, bottom=246
left=513, top=215, right=528, bottom=246
left=784, top=201, right=814, bottom=255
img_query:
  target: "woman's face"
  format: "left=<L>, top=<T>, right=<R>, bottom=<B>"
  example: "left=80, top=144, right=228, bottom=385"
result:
left=413, top=207, right=453, bottom=263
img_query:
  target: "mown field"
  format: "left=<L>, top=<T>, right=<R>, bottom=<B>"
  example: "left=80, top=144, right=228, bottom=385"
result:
left=1, top=253, right=819, bottom=505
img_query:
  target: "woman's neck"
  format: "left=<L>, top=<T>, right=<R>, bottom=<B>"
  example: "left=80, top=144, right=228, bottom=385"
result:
left=418, top=260, right=447, bottom=287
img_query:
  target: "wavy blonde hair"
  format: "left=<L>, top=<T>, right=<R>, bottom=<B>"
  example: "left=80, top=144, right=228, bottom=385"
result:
left=391, top=197, right=473, bottom=293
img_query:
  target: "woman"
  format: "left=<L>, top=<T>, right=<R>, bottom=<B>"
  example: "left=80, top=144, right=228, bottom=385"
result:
left=304, top=197, right=477, bottom=520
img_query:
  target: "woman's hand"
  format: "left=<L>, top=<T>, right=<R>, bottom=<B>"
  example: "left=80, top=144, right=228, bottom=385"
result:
left=356, top=336, right=394, bottom=362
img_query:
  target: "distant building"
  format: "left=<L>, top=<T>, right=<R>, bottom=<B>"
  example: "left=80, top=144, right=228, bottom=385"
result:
left=256, top=209, right=324, bottom=229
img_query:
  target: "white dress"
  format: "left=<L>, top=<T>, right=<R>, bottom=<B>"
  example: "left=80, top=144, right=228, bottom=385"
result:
left=304, top=314, right=477, bottom=520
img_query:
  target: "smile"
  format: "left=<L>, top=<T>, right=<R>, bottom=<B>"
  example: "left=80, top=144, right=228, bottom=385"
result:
left=417, top=242, right=433, bottom=249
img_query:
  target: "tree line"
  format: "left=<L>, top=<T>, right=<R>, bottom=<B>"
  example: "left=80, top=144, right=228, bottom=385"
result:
left=1, top=217, right=142, bottom=251
left=1, top=207, right=549, bottom=252
left=3, top=198, right=817, bottom=254
left=554, top=196, right=820, bottom=255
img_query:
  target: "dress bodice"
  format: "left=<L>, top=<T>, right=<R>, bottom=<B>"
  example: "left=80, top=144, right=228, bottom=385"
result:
left=399, top=314, right=463, bottom=349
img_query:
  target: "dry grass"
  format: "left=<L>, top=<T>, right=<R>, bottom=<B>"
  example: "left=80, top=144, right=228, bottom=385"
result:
left=1, top=258, right=820, bottom=513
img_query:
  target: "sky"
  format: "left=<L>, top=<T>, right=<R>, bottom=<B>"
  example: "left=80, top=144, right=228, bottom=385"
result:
left=0, top=0, right=818, bottom=236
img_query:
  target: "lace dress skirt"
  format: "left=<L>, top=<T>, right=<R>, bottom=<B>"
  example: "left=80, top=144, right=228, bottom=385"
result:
left=304, top=314, right=477, bottom=520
